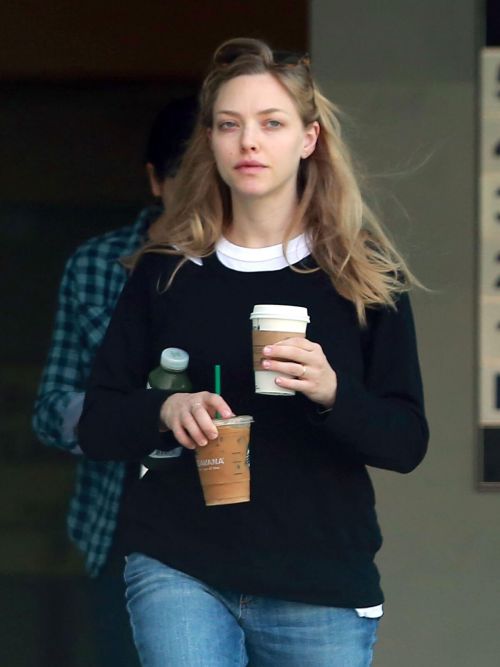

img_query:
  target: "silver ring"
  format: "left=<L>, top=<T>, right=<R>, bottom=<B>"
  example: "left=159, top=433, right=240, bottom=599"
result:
left=298, top=364, right=307, bottom=378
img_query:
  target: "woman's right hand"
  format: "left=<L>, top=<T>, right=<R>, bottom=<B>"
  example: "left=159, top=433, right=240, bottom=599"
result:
left=159, top=392, right=234, bottom=450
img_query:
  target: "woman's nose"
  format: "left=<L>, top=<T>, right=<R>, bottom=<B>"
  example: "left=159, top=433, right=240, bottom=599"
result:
left=240, top=124, right=258, bottom=152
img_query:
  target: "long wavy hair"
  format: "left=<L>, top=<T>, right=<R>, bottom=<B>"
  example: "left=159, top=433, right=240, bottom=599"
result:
left=139, top=37, right=419, bottom=324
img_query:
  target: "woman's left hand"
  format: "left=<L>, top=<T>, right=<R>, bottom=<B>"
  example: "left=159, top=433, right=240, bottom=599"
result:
left=262, top=337, right=338, bottom=408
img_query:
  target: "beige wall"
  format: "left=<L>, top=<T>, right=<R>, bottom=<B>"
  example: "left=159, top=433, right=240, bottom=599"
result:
left=311, top=1, right=500, bottom=664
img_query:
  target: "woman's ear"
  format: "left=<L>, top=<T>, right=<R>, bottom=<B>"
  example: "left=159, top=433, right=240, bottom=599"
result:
left=302, top=121, right=320, bottom=159
left=146, top=162, right=162, bottom=197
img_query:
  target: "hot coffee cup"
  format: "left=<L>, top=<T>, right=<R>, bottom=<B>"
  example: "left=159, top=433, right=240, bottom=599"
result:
left=250, top=304, right=310, bottom=396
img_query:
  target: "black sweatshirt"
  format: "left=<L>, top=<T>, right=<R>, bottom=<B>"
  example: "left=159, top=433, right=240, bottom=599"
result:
left=79, top=251, right=428, bottom=608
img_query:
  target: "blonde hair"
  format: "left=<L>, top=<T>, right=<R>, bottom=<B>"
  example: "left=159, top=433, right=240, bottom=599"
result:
left=139, top=37, right=419, bottom=324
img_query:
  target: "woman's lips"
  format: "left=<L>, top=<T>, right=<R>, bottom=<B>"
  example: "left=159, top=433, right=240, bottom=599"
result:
left=235, top=161, right=267, bottom=173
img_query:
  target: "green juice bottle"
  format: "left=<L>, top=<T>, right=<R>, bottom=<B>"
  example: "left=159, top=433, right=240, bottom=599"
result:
left=141, top=348, right=192, bottom=471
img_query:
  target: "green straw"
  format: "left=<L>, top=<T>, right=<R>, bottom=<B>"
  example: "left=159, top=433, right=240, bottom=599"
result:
left=214, top=364, right=221, bottom=419
left=214, top=364, right=221, bottom=395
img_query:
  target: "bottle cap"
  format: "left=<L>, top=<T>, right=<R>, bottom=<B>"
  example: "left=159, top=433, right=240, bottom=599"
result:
left=160, top=348, right=189, bottom=372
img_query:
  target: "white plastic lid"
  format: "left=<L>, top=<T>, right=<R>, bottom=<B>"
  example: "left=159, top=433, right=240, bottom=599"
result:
left=250, top=304, right=310, bottom=323
left=160, top=347, right=189, bottom=371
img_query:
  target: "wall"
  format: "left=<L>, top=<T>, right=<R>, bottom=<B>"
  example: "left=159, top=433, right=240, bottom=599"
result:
left=311, top=1, right=500, bottom=665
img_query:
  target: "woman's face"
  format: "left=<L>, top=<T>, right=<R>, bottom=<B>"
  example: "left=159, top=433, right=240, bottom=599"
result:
left=209, top=73, right=318, bottom=204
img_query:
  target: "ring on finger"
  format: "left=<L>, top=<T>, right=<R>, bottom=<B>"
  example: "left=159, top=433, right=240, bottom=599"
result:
left=297, top=364, right=307, bottom=378
left=190, top=402, right=203, bottom=412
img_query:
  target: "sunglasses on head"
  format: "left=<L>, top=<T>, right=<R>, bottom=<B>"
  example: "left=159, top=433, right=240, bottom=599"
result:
left=272, top=50, right=311, bottom=67
left=214, top=43, right=310, bottom=69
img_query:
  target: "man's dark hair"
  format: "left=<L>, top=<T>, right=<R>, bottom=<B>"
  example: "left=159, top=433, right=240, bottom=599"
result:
left=145, top=93, right=198, bottom=180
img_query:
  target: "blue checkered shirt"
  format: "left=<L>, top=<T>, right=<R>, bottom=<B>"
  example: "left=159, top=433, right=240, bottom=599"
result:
left=33, top=206, right=159, bottom=577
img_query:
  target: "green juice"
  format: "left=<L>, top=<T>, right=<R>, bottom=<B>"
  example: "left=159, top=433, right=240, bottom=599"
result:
left=142, top=348, right=191, bottom=471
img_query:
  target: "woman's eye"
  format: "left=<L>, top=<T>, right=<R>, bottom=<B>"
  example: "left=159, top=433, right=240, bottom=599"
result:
left=219, top=121, right=237, bottom=130
left=265, top=119, right=282, bottom=128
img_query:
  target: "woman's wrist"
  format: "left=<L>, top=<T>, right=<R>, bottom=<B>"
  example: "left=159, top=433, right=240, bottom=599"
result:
left=317, top=376, right=337, bottom=410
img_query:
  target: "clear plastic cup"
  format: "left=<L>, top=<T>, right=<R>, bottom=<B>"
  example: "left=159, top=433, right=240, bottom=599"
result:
left=195, top=415, right=254, bottom=506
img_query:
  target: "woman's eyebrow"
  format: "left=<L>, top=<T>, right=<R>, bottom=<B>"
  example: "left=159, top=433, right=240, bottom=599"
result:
left=215, top=108, right=290, bottom=116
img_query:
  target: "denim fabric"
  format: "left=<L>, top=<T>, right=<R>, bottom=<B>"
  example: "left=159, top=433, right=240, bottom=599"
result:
left=124, top=552, right=379, bottom=667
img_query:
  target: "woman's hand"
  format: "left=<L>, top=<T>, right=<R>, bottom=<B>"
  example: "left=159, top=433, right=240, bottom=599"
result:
left=160, top=392, right=234, bottom=450
left=262, top=338, right=338, bottom=408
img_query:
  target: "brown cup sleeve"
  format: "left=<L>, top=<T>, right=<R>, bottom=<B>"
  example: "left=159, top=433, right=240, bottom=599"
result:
left=252, top=330, right=305, bottom=370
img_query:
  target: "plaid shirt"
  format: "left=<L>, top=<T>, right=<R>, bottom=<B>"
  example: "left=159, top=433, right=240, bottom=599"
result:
left=33, top=206, right=159, bottom=577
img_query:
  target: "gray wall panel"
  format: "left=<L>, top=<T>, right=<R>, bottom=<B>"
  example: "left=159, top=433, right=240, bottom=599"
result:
left=312, top=2, right=500, bottom=665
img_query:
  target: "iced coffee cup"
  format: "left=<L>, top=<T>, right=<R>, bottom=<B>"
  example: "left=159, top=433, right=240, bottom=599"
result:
left=250, top=304, right=310, bottom=396
left=195, top=415, right=253, bottom=506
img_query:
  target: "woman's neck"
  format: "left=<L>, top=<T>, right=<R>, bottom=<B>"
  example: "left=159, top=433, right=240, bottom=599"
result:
left=147, top=209, right=168, bottom=242
left=225, top=194, right=302, bottom=248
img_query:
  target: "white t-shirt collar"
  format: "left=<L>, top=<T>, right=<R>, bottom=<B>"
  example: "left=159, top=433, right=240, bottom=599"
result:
left=188, top=233, right=312, bottom=272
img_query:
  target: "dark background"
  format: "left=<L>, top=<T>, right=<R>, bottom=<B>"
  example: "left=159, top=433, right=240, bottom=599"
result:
left=0, top=3, right=307, bottom=665
left=486, top=0, right=500, bottom=44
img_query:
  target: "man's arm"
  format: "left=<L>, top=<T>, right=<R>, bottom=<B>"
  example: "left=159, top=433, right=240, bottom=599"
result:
left=33, top=254, right=87, bottom=453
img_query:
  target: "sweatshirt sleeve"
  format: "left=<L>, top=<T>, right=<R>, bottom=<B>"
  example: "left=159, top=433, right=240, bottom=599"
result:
left=314, top=292, right=429, bottom=473
left=78, top=256, right=179, bottom=461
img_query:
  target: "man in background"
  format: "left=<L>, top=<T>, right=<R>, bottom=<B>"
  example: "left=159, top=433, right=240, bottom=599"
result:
left=33, top=95, right=197, bottom=665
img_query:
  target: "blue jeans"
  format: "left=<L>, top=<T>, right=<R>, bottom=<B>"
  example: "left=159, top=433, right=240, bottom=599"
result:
left=124, top=552, right=379, bottom=667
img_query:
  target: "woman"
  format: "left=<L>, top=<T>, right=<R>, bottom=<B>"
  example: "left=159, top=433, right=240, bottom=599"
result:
left=79, top=38, right=428, bottom=667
